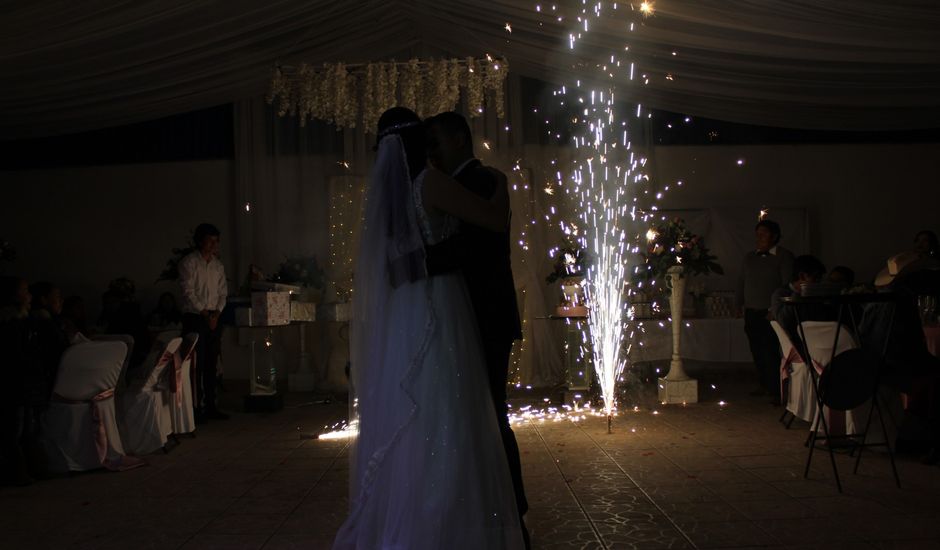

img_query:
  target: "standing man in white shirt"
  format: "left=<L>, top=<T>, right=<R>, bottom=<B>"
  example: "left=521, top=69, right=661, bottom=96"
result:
left=179, top=223, right=229, bottom=422
left=737, top=219, right=794, bottom=405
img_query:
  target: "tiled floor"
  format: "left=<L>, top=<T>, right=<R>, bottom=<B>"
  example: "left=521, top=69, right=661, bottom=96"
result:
left=4, top=364, right=940, bottom=549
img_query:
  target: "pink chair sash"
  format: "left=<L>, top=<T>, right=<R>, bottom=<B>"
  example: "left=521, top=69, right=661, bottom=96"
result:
left=169, top=343, right=197, bottom=407
left=779, top=346, right=804, bottom=402
left=154, top=350, right=178, bottom=393
left=52, top=389, right=146, bottom=471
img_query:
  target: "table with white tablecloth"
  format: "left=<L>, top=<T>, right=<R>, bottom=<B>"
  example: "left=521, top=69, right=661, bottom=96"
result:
left=629, top=318, right=752, bottom=364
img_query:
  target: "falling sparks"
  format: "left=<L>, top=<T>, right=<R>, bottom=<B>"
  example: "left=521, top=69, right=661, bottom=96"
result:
left=528, top=1, right=685, bottom=423
left=317, top=419, right=358, bottom=440
left=555, top=2, right=655, bottom=424
left=507, top=402, right=659, bottom=426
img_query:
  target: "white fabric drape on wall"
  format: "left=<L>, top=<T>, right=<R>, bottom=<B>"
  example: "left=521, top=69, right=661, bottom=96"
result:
left=3, top=1, right=940, bottom=138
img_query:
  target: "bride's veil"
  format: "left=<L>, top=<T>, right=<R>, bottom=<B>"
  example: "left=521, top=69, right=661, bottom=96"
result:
left=348, top=128, right=428, bottom=504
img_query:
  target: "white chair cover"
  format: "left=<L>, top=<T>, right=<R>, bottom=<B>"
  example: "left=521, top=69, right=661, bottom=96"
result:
left=91, top=334, right=135, bottom=388
left=119, top=335, right=182, bottom=455
left=800, top=321, right=860, bottom=435
left=42, top=340, right=142, bottom=472
left=799, top=321, right=902, bottom=448
left=170, top=333, right=199, bottom=435
left=771, top=321, right=817, bottom=423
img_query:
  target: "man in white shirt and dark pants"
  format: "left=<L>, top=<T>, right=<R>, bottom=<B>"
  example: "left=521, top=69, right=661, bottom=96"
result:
left=179, top=223, right=229, bottom=422
left=737, top=219, right=794, bottom=405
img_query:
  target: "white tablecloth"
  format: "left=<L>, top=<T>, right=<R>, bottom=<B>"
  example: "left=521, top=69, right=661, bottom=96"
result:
left=630, top=318, right=752, bottom=363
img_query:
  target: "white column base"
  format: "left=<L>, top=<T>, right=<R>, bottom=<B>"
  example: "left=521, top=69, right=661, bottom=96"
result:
left=319, top=322, right=349, bottom=393
left=658, top=376, right=699, bottom=404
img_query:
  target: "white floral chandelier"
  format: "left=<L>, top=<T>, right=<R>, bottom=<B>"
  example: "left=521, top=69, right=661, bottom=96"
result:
left=266, top=56, right=509, bottom=131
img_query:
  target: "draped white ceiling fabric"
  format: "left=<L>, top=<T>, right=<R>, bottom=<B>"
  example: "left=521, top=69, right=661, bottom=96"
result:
left=3, top=0, right=940, bottom=138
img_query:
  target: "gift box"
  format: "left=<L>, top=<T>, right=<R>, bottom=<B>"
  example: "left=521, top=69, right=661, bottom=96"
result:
left=319, top=302, right=352, bottom=322
left=290, top=301, right=316, bottom=322
left=251, top=291, right=291, bottom=326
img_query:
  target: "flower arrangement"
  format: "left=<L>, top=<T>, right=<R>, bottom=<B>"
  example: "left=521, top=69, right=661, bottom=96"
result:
left=635, top=218, right=723, bottom=282
left=267, top=56, right=509, bottom=131
left=546, top=241, right=589, bottom=284
left=270, top=255, right=326, bottom=290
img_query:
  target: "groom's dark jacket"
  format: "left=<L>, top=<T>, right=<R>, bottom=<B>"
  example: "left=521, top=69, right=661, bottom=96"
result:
left=425, top=159, right=522, bottom=345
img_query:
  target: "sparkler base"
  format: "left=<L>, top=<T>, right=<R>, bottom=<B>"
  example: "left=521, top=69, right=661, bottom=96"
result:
left=658, top=377, right=698, bottom=404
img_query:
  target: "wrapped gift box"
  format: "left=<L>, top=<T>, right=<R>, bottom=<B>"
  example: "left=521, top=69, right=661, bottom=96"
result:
left=290, top=301, right=316, bottom=322
left=251, top=291, right=291, bottom=326
left=319, top=302, right=352, bottom=322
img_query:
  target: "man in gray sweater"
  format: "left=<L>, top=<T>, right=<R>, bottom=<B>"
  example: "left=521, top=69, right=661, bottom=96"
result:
left=737, top=219, right=794, bottom=404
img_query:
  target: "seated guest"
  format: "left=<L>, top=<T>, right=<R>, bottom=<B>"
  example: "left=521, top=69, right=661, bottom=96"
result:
left=28, top=282, right=62, bottom=321
left=827, top=265, right=855, bottom=287
left=60, top=296, right=92, bottom=342
left=148, top=292, right=182, bottom=329
left=99, top=285, right=148, bottom=367
left=915, top=229, right=939, bottom=259
left=770, top=255, right=829, bottom=348
left=0, top=276, right=31, bottom=322
left=876, top=230, right=940, bottom=289
left=96, top=289, right=121, bottom=333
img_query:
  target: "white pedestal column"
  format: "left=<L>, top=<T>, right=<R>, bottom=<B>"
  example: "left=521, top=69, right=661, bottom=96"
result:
left=658, top=265, right=699, bottom=404
left=318, top=302, right=351, bottom=393
left=288, top=322, right=317, bottom=392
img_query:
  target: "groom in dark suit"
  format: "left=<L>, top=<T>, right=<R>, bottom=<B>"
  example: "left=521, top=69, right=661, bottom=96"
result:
left=424, top=112, right=529, bottom=547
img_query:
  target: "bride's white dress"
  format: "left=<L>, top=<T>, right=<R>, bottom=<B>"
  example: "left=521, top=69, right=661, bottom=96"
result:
left=333, top=169, right=524, bottom=550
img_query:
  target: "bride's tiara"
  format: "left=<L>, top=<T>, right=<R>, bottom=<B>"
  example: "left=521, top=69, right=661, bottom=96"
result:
left=376, top=121, right=421, bottom=139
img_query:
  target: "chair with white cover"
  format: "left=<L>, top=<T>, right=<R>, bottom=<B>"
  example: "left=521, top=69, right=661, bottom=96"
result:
left=799, top=321, right=859, bottom=435
left=91, top=333, right=135, bottom=386
left=799, top=319, right=901, bottom=490
left=119, top=335, right=182, bottom=455
left=42, top=340, right=145, bottom=472
left=771, top=321, right=816, bottom=426
left=170, top=333, right=199, bottom=436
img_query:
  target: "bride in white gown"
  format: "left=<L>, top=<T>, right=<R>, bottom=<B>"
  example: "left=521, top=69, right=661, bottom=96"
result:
left=332, top=108, right=525, bottom=550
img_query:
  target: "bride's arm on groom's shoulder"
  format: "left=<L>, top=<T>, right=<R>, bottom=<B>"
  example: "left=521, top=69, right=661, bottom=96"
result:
left=422, top=167, right=509, bottom=232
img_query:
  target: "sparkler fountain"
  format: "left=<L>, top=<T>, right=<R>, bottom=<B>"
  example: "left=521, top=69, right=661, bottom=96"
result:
left=556, top=1, right=659, bottom=432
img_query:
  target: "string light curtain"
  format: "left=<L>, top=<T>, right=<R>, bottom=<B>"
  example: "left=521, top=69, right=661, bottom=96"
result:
left=4, top=1, right=940, bottom=138
left=267, top=57, right=509, bottom=130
